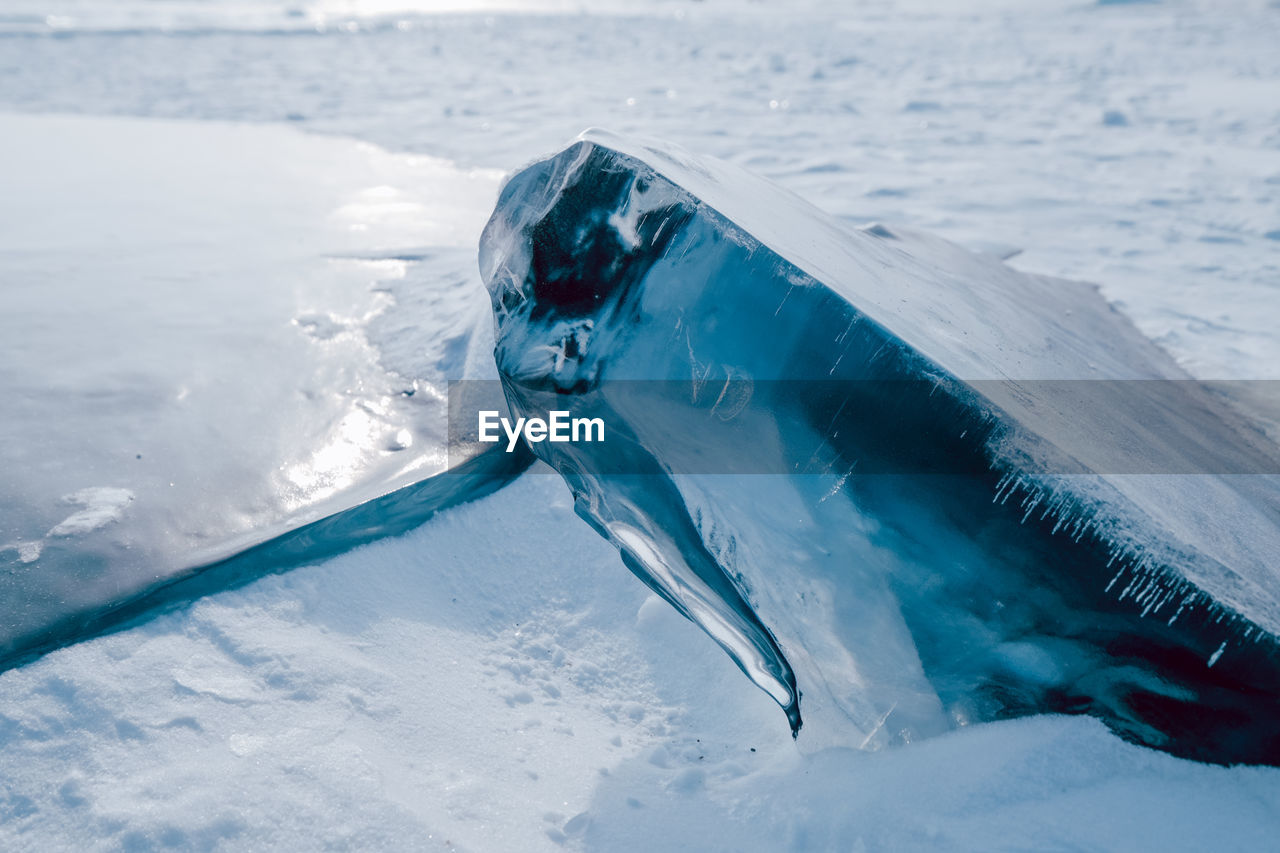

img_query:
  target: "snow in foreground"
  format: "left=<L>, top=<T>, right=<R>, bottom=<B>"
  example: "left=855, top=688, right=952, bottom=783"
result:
left=1, top=473, right=1276, bottom=852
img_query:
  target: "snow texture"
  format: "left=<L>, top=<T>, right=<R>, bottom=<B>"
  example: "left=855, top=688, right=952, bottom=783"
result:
left=2, top=474, right=1278, bottom=852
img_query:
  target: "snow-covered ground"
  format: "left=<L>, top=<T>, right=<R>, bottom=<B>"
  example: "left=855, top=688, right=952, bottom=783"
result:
left=4, top=473, right=1279, bottom=852
left=4, top=0, right=1278, bottom=378
left=2, top=0, right=1279, bottom=850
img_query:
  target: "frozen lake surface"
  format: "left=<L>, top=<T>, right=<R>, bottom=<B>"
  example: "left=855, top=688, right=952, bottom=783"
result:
left=0, top=113, right=520, bottom=665
left=3, top=0, right=1278, bottom=380
left=1, top=0, right=1278, bottom=849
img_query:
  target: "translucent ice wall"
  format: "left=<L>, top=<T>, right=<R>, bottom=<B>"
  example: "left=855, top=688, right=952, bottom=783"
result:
left=478, top=131, right=1280, bottom=764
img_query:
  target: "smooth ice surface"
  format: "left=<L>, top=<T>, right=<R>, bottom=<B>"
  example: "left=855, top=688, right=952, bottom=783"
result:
left=2, top=472, right=1278, bottom=852
left=0, top=113, right=508, bottom=664
left=480, top=134, right=1280, bottom=762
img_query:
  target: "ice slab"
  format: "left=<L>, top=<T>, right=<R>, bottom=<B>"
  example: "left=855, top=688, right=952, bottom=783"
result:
left=478, top=131, right=1280, bottom=763
left=0, top=113, right=525, bottom=667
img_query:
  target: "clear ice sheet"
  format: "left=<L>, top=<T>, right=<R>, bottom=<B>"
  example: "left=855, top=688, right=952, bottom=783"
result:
left=479, top=131, right=1280, bottom=763
left=0, top=114, right=519, bottom=665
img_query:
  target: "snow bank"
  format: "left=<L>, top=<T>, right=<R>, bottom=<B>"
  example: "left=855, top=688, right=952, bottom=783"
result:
left=1, top=473, right=1276, bottom=852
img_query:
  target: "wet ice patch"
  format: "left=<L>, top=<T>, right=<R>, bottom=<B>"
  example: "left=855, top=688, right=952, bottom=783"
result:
left=47, top=488, right=134, bottom=538
left=0, top=540, right=44, bottom=564
left=0, top=113, right=507, bottom=666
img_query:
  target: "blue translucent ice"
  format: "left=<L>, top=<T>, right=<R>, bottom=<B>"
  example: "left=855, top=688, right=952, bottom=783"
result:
left=479, top=131, right=1280, bottom=764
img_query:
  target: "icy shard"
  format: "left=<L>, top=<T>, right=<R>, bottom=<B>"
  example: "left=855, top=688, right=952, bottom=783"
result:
left=479, top=130, right=1280, bottom=764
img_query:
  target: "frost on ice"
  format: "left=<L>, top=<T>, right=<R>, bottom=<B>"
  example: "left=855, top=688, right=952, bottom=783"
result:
left=479, top=130, right=1280, bottom=764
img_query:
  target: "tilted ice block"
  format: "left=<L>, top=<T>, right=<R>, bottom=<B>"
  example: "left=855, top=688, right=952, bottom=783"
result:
left=479, top=129, right=1280, bottom=763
